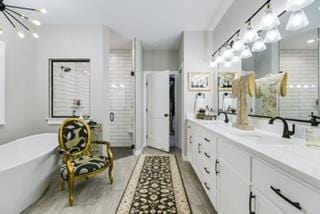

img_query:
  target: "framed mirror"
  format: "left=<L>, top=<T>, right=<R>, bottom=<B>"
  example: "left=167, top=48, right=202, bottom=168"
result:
left=49, top=59, right=91, bottom=118
left=218, top=2, right=320, bottom=122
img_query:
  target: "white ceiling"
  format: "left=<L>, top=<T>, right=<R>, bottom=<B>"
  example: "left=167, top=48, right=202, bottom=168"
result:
left=5, top=0, right=232, bottom=50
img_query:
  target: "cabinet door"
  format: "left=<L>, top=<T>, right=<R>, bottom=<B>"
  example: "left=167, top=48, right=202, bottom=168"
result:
left=219, top=162, right=250, bottom=214
left=254, top=189, right=285, bottom=214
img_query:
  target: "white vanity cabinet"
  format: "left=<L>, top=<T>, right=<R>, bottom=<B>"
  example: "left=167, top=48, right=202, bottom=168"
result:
left=186, top=119, right=320, bottom=214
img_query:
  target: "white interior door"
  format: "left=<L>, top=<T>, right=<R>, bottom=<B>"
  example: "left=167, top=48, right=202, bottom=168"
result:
left=147, top=70, right=170, bottom=152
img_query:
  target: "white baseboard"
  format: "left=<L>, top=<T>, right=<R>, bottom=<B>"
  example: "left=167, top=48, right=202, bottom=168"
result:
left=133, top=149, right=142, bottom=156
left=182, top=153, right=188, bottom=162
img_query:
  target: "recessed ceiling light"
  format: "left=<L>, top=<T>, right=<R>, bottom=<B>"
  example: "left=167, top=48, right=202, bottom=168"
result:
left=307, top=39, right=315, bottom=44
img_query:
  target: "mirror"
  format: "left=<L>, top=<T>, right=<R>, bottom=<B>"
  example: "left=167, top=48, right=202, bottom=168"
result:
left=49, top=59, right=90, bottom=118
left=218, top=3, right=320, bottom=122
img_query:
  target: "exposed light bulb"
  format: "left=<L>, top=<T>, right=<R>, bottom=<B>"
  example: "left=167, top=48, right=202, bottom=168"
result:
left=240, top=45, right=252, bottom=59
left=210, top=60, right=217, bottom=68
left=223, top=45, right=234, bottom=61
left=232, top=35, right=245, bottom=52
left=286, top=0, right=314, bottom=12
left=244, top=23, right=258, bottom=44
left=17, top=31, right=25, bottom=39
left=32, top=19, right=41, bottom=26
left=307, top=39, right=315, bottom=44
left=37, top=8, right=47, bottom=14
left=32, top=32, right=39, bottom=39
left=286, top=10, right=309, bottom=31
left=264, top=28, right=282, bottom=43
left=260, top=7, right=280, bottom=31
left=216, top=52, right=225, bottom=64
left=252, top=36, right=266, bottom=52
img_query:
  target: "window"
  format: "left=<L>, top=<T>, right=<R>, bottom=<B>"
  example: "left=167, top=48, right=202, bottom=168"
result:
left=49, top=59, right=90, bottom=118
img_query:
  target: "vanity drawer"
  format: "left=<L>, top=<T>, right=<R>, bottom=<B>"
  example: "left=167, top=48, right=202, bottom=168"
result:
left=253, top=158, right=320, bottom=214
left=201, top=176, right=218, bottom=207
left=202, top=130, right=217, bottom=157
left=218, top=138, right=251, bottom=181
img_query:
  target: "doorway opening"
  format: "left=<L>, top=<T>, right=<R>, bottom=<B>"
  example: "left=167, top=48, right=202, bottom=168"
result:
left=144, top=71, right=180, bottom=153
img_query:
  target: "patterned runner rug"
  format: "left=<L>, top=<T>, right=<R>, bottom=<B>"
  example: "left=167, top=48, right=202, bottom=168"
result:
left=116, top=154, right=192, bottom=214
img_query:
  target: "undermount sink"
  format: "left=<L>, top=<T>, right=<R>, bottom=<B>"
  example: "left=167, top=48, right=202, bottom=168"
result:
left=232, top=132, right=290, bottom=145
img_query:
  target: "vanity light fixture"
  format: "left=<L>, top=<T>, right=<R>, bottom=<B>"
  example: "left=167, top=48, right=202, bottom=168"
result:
left=244, top=22, right=258, bottom=44
left=231, top=53, right=241, bottom=64
left=210, top=60, right=217, bottom=68
left=216, top=51, right=225, bottom=64
left=240, top=45, right=252, bottom=59
left=286, top=10, right=309, bottom=31
left=232, top=33, right=245, bottom=52
left=286, top=0, right=314, bottom=12
left=0, top=0, right=46, bottom=39
left=223, top=45, right=234, bottom=61
left=264, top=27, right=282, bottom=43
left=252, top=35, right=267, bottom=52
left=260, top=3, right=280, bottom=31
left=223, top=61, right=233, bottom=68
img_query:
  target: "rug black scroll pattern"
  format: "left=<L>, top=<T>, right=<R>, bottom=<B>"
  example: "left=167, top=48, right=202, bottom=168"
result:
left=129, top=156, right=177, bottom=213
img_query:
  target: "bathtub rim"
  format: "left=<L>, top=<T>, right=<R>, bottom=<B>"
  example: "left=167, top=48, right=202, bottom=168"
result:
left=0, top=133, right=59, bottom=172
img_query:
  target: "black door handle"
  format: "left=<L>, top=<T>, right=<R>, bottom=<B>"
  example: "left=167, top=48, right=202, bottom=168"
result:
left=198, top=143, right=202, bottom=154
left=164, top=113, right=169, bottom=117
left=110, top=112, right=114, bottom=122
left=249, top=192, right=256, bottom=214
left=204, top=152, right=210, bottom=158
left=270, top=186, right=302, bottom=210
left=204, top=167, right=210, bottom=174
left=204, top=182, right=210, bottom=190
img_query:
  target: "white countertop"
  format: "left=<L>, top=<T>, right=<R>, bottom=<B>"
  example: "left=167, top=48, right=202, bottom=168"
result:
left=187, top=116, right=320, bottom=190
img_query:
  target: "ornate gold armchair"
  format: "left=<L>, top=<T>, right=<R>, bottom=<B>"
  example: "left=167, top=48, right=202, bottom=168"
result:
left=58, top=118, right=114, bottom=206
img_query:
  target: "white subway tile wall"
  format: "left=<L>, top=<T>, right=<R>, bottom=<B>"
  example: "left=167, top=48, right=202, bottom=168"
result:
left=279, top=49, right=318, bottom=120
left=52, top=62, right=90, bottom=117
left=109, top=50, right=133, bottom=147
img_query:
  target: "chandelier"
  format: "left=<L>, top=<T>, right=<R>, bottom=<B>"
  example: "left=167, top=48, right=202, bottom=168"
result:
left=0, top=0, right=46, bottom=39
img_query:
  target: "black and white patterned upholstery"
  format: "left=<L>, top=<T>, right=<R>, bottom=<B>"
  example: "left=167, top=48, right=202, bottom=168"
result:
left=61, top=155, right=110, bottom=180
left=60, top=120, right=90, bottom=154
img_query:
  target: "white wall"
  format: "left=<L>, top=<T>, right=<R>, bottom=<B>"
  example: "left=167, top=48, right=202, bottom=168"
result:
left=0, top=26, right=37, bottom=145
left=34, top=25, right=110, bottom=140
left=181, top=31, right=214, bottom=156
left=143, top=50, right=179, bottom=71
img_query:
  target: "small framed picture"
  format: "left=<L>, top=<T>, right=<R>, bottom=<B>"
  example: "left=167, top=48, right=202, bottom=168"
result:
left=188, top=72, right=211, bottom=91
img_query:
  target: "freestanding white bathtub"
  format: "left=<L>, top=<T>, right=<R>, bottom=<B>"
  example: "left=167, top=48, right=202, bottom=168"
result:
left=0, top=133, right=59, bottom=214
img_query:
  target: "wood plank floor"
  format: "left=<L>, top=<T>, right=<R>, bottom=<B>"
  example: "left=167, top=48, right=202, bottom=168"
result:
left=23, top=147, right=217, bottom=214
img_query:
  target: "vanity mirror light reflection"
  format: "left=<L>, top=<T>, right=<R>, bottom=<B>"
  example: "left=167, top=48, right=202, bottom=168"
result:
left=49, top=59, right=91, bottom=118
left=218, top=4, right=320, bottom=122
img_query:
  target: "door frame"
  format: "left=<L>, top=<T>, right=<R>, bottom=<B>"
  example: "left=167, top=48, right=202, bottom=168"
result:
left=143, top=70, right=181, bottom=150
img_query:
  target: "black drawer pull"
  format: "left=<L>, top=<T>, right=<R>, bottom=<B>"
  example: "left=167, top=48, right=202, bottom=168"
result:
left=204, top=152, right=210, bottom=158
left=204, top=137, right=210, bottom=142
left=270, top=186, right=302, bottom=210
left=204, top=167, right=210, bottom=174
left=249, top=192, right=255, bottom=214
left=204, top=182, right=210, bottom=190
left=215, top=159, right=220, bottom=175
left=198, top=143, right=201, bottom=154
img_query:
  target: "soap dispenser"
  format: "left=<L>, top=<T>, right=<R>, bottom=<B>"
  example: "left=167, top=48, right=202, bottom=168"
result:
left=306, top=112, right=320, bottom=147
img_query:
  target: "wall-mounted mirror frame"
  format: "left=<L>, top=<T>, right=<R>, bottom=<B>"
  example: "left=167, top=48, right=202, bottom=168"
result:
left=49, top=58, right=91, bottom=118
left=217, top=2, right=320, bottom=123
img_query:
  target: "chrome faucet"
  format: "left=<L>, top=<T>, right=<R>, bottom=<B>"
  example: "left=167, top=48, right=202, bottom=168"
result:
left=268, top=116, right=295, bottom=139
left=218, top=111, right=229, bottom=124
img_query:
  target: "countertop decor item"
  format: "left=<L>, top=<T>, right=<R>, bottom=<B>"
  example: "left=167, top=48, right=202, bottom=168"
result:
left=255, top=72, right=288, bottom=117
left=232, top=71, right=255, bottom=130
left=0, top=0, right=46, bottom=38
left=116, top=154, right=192, bottom=214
